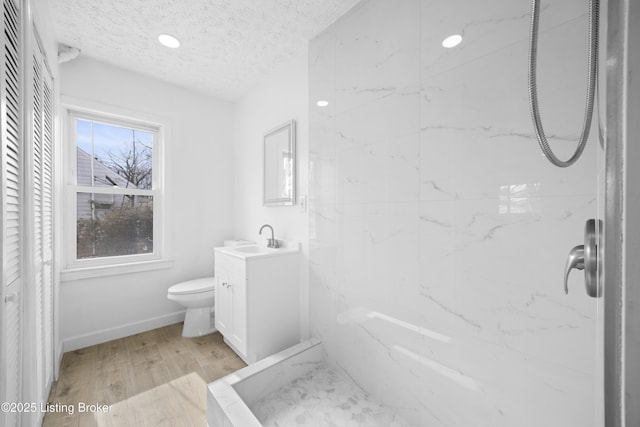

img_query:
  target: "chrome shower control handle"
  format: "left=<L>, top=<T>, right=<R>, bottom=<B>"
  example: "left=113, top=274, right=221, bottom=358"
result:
left=563, top=219, right=602, bottom=298
left=564, top=245, right=585, bottom=294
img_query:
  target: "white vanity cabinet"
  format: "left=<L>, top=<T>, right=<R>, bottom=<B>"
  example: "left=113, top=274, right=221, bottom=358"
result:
left=214, top=254, right=247, bottom=355
left=214, top=245, right=300, bottom=364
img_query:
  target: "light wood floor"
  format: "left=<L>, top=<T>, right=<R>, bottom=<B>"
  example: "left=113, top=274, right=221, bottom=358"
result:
left=42, top=323, right=246, bottom=427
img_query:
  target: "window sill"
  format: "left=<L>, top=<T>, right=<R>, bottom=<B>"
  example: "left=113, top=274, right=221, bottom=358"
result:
left=61, top=258, right=174, bottom=282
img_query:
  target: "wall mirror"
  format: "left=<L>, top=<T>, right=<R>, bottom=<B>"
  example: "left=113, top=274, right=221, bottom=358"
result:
left=264, top=120, right=296, bottom=206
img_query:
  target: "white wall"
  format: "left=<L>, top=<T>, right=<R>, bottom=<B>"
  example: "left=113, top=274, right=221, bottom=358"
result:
left=233, top=52, right=310, bottom=339
left=59, top=57, right=236, bottom=350
left=309, top=0, right=600, bottom=426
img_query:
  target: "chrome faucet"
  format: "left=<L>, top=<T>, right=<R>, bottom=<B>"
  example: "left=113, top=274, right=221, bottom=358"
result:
left=259, top=224, right=279, bottom=248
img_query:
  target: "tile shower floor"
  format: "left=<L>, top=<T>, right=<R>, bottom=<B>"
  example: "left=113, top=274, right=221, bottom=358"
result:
left=251, top=366, right=415, bottom=426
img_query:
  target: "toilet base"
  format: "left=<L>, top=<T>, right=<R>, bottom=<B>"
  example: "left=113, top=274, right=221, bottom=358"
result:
left=182, top=307, right=216, bottom=337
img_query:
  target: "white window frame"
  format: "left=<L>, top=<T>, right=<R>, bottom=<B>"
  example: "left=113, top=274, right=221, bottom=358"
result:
left=61, top=98, right=172, bottom=281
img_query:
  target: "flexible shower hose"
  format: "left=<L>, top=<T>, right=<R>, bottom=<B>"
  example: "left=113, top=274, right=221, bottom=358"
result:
left=528, top=0, right=600, bottom=167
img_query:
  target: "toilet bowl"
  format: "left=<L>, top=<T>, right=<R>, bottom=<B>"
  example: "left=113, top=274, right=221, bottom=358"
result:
left=168, top=277, right=216, bottom=337
left=168, top=240, right=254, bottom=338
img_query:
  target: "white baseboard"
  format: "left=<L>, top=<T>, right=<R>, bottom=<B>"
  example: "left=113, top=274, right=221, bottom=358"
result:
left=55, top=341, right=64, bottom=379
left=62, top=310, right=186, bottom=352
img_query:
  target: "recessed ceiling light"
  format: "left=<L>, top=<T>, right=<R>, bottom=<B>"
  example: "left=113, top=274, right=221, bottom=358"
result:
left=442, top=34, right=462, bottom=48
left=158, top=34, right=180, bottom=49
left=316, top=100, right=329, bottom=107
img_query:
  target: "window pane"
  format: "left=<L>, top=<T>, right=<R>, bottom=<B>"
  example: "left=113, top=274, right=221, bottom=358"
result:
left=76, top=119, right=153, bottom=189
left=76, top=192, right=153, bottom=259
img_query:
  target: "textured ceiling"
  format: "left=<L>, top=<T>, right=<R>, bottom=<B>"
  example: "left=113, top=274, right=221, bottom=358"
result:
left=50, top=0, right=360, bottom=100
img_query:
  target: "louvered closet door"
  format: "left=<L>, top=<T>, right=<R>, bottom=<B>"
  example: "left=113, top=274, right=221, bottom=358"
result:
left=41, top=54, right=54, bottom=392
left=0, top=0, right=22, bottom=426
left=32, top=34, right=55, bottom=399
left=31, top=34, right=44, bottom=405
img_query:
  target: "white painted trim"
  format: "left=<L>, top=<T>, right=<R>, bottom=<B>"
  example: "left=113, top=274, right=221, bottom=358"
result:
left=53, top=18, right=64, bottom=389
left=59, top=96, right=171, bottom=275
left=54, top=341, right=63, bottom=380
left=60, top=95, right=170, bottom=128
left=62, top=311, right=185, bottom=352
left=74, top=185, right=161, bottom=197
left=60, top=257, right=174, bottom=282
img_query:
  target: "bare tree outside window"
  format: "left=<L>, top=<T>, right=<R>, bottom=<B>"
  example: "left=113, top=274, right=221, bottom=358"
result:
left=103, top=134, right=152, bottom=186
left=100, top=133, right=152, bottom=207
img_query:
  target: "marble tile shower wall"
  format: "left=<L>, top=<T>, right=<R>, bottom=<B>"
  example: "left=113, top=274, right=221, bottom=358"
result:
left=308, top=0, right=601, bottom=426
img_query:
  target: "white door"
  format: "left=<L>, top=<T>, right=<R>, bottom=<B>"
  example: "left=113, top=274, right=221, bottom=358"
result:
left=215, top=256, right=231, bottom=335
left=228, top=262, right=246, bottom=355
left=214, top=254, right=247, bottom=356
left=0, top=0, right=23, bottom=426
left=30, top=30, right=55, bottom=406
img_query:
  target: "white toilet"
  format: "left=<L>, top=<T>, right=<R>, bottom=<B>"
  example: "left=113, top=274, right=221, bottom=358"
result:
left=167, top=240, right=253, bottom=338
left=167, top=277, right=216, bottom=337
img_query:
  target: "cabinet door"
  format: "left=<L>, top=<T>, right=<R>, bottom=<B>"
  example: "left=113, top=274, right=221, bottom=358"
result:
left=228, top=263, right=246, bottom=355
left=214, top=259, right=230, bottom=336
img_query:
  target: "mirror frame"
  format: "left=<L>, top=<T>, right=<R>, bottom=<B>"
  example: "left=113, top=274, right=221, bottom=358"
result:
left=263, top=120, right=296, bottom=206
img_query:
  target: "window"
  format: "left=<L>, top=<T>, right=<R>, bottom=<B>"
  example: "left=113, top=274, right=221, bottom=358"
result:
left=63, top=105, right=170, bottom=278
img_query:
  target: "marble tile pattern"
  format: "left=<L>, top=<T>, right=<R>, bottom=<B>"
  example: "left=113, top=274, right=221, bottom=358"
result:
left=252, top=366, right=415, bottom=427
left=309, top=0, right=603, bottom=426
left=208, top=338, right=325, bottom=427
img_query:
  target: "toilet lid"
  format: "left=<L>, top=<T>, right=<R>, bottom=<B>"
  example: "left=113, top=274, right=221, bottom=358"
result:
left=168, top=277, right=215, bottom=295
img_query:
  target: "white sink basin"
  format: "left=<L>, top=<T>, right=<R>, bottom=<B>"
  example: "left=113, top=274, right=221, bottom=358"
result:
left=216, top=243, right=299, bottom=259
left=233, top=245, right=277, bottom=254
